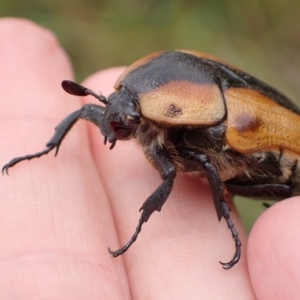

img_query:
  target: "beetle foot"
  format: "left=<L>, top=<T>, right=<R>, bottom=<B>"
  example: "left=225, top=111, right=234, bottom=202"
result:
left=263, top=202, right=272, bottom=208
left=2, top=145, right=56, bottom=175
left=219, top=201, right=242, bottom=269
left=108, top=215, right=144, bottom=257
left=219, top=240, right=241, bottom=270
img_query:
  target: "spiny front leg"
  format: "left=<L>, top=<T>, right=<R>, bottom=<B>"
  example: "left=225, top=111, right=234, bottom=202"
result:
left=109, top=145, right=176, bottom=257
left=2, top=104, right=105, bottom=174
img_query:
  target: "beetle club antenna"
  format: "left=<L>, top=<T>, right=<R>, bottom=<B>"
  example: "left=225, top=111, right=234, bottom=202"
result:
left=61, top=80, right=108, bottom=105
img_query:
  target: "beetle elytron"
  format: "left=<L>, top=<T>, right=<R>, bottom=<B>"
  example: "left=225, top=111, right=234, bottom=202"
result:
left=3, top=50, right=300, bottom=269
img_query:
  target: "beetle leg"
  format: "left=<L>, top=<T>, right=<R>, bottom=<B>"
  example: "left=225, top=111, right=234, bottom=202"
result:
left=108, top=146, right=176, bottom=257
left=218, top=201, right=241, bottom=269
left=2, top=104, right=105, bottom=174
left=225, top=182, right=292, bottom=199
left=179, top=149, right=241, bottom=269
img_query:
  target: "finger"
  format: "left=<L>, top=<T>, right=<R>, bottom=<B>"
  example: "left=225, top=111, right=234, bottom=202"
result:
left=248, top=197, right=300, bottom=299
left=0, top=18, right=128, bottom=299
left=83, top=70, right=254, bottom=299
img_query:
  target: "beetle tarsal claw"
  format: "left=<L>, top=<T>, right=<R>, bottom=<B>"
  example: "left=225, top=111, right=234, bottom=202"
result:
left=219, top=242, right=242, bottom=270
left=2, top=145, right=56, bottom=175
left=108, top=216, right=144, bottom=257
left=219, top=202, right=242, bottom=269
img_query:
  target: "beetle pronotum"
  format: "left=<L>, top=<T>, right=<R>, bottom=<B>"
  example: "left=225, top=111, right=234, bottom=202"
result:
left=3, top=50, right=299, bottom=269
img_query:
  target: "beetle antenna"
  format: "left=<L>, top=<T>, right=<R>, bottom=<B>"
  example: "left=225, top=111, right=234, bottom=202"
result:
left=61, top=80, right=108, bottom=105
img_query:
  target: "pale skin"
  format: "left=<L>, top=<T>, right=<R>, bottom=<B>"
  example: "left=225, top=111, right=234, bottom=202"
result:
left=0, top=18, right=300, bottom=299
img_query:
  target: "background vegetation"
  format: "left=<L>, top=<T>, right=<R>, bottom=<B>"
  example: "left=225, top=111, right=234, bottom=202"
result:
left=1, top=0, right=300, bottom=231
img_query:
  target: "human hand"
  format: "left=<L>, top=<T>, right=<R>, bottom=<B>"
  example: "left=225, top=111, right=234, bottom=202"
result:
left=0, top=18, right=299, bottom=299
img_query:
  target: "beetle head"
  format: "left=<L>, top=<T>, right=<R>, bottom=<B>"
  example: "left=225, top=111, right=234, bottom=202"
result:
left=101, top=87, right=141, bottom=147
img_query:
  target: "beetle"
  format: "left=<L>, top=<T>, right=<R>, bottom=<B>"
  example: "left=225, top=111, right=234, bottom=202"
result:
left=3, top=50, right=300, bottom=269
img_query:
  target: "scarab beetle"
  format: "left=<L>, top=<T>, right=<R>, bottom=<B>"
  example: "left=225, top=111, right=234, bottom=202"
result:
left=3, top=50, right=300, bottom=269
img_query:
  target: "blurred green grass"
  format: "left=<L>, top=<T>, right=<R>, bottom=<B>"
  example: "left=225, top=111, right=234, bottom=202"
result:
left=1, top=0, right=300, bottom=231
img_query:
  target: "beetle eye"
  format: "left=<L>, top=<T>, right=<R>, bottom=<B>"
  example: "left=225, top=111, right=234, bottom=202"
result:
left=110, top=122, right=133, bottom=140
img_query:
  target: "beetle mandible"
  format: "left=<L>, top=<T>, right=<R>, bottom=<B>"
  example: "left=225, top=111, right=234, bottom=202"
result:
left=3, top=50, right=300, bottom=269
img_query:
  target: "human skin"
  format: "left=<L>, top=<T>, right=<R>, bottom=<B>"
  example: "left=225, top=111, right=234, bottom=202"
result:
left=0, top=18, right=300, bottom=299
